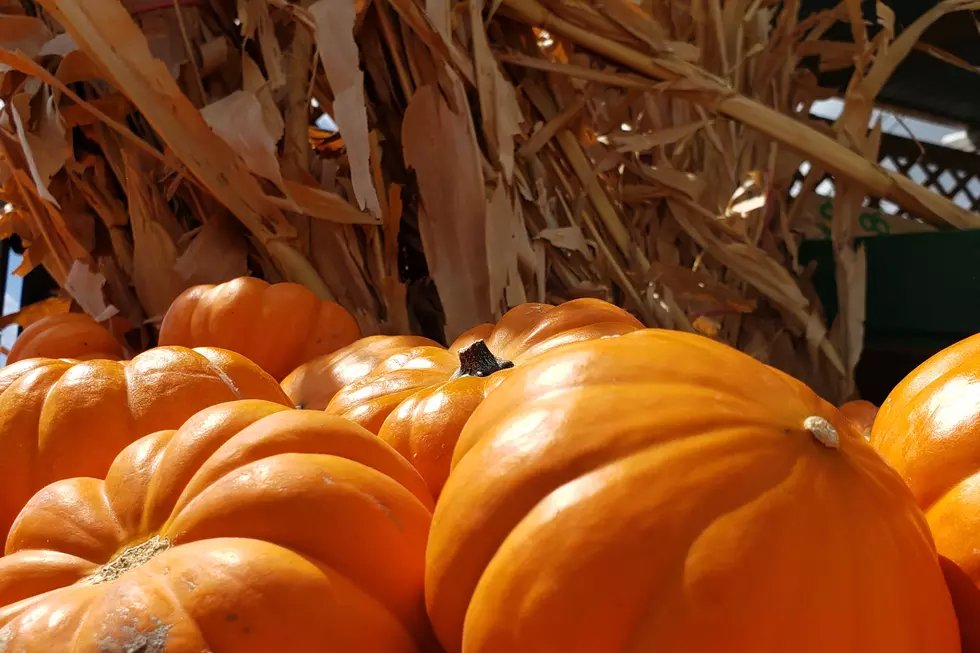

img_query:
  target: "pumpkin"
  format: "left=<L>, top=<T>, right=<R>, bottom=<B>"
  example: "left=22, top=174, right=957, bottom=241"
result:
left=941, top=555, right=980, bottom=653
left=839, top=399, right=877, bottom=440
left=158, top=277, right=361, bottom=381
left=427, top=329, right=958, bottom=652
left=0, top=346, right=289, bottom=541
left=282, top=335, right=439, bottom=410
left=328, top=300, right=643, bottom=498
left=870, top=332, right=980, bottom=587
left=0, top=399, right=434, bottom=652
left=6, top=313, right=124, bottom=364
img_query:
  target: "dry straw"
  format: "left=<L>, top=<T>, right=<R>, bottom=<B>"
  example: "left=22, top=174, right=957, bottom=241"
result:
left=0, top=0, right=976, bottom=400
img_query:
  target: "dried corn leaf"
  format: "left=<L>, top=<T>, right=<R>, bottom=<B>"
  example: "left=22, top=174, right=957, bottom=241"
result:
left=470, top=0, right=523, bottom=181
left=0, top=296, right=71, bottom=330
left=0, top=15, right=52, bottom=67
left=404, top=82, right=491, bottom=340
left=310, top=0, right=382, bottom=219
left=39, top=0, right=296, bottom=246
left=124, top=153, right=185, bottom=320
left=64, top=260, right=117, bottom=322
left=174, top=215, right=249, bottom=287
left=201, top=90, right=284, bottom=187
left=536, top=225, right=591, bottom=257
left=238, top=0, right=286, bottom=90
left=613, top=119, right=711, bottom=152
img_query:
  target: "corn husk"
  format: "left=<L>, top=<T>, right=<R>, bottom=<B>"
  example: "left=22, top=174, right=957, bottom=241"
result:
left=0, top=0, right=976, bottom=400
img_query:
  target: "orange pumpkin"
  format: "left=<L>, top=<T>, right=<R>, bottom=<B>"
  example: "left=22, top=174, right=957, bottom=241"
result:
left=0, top=346, right=289, bottom=541
left=941, top=555, right=980, bottom=653
left=159, top=277, right=361, bottom=381
left=282, top=335, right=439, bottom=409
left=839, top=399, right=877, bottom=440
left=0, top=400, right=434, bottom=652
left=871, top=333, right=980, bottom=587
left=427, top=330, right=958, bottom=652
left=6, top=313, right=124, bottom=364
left=328, top=300, right=643, bottom=498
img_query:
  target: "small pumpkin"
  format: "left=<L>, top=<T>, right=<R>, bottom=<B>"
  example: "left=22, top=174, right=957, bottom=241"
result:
left=427, top=330, right=958, bottom=652
left=6, top=313, right=124, bottom=364
left=839, top=399, right=877, bottom=440
left=159, top=277, right=360, bottom=381
left=327, top=299, right=643, bottom=498
left=282, top=335, right=439, bottom=410
left=0, top=346, right=289, bottom=541
left=0, top=400, right=434, bottom=652
left=871, top=333, right=980, bottom=587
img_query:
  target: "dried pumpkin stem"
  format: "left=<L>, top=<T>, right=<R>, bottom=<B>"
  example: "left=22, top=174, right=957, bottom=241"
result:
left=804, top=416, right=840, bottom=450
left=86, top=535, right=172, bottom=585
left=456, top=340, right=514, bottom=378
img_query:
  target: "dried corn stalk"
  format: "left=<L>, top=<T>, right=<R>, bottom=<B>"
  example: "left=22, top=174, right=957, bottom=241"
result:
left=0, top=0, right=973, bottom=401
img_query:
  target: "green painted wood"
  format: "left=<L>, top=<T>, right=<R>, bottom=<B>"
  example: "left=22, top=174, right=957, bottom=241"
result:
left=799, top=230, right=980, bottom=344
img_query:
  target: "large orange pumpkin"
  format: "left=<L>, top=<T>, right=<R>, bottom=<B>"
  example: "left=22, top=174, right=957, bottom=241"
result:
left=0, top=400, right=434, bottom=652
left=871, top=333, right=980, bottom=587
left=427, top=329, right=958, bottom=652
left=282, top=335, right=439, bottom=410
left=0, top=346, right=289, bottom=541
left=6, top=313, right=124, bottom=364
left=158, top=277, right=360, bottom=381
left=328, top=300, right=643, bottom=498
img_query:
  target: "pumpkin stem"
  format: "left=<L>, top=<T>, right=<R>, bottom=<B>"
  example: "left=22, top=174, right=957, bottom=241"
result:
left=86, top=535, right=171, bottom=585
left=456, top=340, right=514, bottom=378
left=804, top=416, right=840, bottom=449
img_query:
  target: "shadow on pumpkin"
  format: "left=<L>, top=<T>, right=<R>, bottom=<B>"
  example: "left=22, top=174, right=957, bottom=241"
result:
left=940, top=555, right=980, bottom=653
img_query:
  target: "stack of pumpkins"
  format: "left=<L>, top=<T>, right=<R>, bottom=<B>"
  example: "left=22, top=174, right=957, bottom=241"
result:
left=0, top=276, right=977, bottom=652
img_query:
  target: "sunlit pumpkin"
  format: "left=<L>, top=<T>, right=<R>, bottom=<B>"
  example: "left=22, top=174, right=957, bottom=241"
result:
left=839, top=399, right=877, bottom=440
left=0, top=400, right=434, bottom=652
left=159, top=277, right=360, bottom=381
left=871, top=333, right=980, bottom=589
left=282, top=335, right=439, bottom=410
left=0, top=346, right=289, bottom=541
left=328, top=300, right=643, bottom=498
left=427, top=329, right=958, bottom=652
left=6, top=313, right=124, bottom=364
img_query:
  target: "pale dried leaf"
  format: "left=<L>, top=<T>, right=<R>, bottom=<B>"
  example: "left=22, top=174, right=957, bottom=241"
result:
left=536, top=226, right=591, bottom=257
left=403, top=82, right=491, bottom=340
left=39, top=33, right=78, bottom=57
left=613, top=119, right=711, bottom=152
left=470, top=0, right=523, bottom=181
left=124, top=155, right=185, bottom=320
left=639, top=164, right=706, bottom=200
left=65, top=260, right=118, bottom=322
left=311, top=0, right=383, bottom=219
left=201, top=90, right=284, bottom=187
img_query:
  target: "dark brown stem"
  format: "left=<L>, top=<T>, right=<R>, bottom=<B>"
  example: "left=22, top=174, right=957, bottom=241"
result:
left=456, top=340, right=514, bottom=378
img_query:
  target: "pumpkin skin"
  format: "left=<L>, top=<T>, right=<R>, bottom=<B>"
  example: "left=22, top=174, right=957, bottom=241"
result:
left=427, top=329, right=959, bottom=653
left=0, top=346, right=289, bottom=542
left=159, top=277, right=361, bottom=381
left=6, top=313, right=124, bottom=364
left=940, top=555, right=980, bottom=653
left=839, top=399, right=877, bottom=440
left=0, top=400, right=434, bottom=652
left=328, top=300, right=644, bottom=498
left=870, top=332, right=980, bottom=587
left=282, top=335, right=439, bottom=410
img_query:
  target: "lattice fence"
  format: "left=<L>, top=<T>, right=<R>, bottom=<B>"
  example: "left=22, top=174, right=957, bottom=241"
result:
left=791, top=130, right=980, bottom=238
